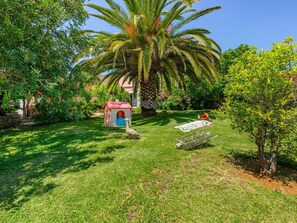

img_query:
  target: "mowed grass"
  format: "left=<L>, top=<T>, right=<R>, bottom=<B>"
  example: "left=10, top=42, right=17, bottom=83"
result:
left=0, top=111, right=296, bottom=222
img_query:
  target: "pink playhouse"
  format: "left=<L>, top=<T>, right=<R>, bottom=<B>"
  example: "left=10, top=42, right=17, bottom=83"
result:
left=104, top=101, right=132, bottom=127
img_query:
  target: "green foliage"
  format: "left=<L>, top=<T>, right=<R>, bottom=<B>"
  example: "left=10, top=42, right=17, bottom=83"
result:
left=158, top=88, right=190, bottom=110
left=158, top=76, right=223, bottom=110
left=36, top=98, right=93, bottom=122
left=192, top=44, right=257, bottom=109
left=0, top=0, right=89, bottom=119
left=159, top=95, right=188, bottom=111
left=35, top=71, right=96, bottom=122
left=187, top=77, right=223, bottom=109
left=91, top=84, right=110, bottom=108
left=91, top=84, right=131, bottom=108
left=0, top=91, right=20, bottom=113
left=220, top=44, right=257, bottom=77
left=224, top=37, right=297, bottom=174
left=158, top=45, right=256, bottom=111
left=77, top=0, right=221, bottom=115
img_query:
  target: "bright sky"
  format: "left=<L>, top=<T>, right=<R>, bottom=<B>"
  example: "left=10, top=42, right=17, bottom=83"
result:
left=83, top=0, right=297, bottom=52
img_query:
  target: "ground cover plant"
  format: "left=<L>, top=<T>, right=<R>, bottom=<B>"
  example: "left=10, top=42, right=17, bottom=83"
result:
left=0, top=111, right=296, bottom=222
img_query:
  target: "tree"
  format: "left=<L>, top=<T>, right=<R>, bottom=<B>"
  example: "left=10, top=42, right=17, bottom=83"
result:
left=0, top=0, right=89, bottom=117
left=224, top=37, right=297, bottom=176
left=77, top=0, right=221, bottom=117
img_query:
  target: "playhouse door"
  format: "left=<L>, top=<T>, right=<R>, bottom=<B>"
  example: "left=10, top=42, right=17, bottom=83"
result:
left=116, top=110, right=125, bottom=126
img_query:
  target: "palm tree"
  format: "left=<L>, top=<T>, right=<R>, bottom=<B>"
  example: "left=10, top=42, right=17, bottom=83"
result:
left=77, top=0, right=221, bottom=117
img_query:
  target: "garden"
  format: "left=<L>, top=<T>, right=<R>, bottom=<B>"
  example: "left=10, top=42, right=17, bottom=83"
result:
left=0, top=0, right=297, bottom=222
left=0, top=111, right=296, bottom=222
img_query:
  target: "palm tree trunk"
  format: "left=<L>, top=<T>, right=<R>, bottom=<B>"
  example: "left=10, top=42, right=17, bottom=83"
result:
left=140, top=73, right=158, bottom=117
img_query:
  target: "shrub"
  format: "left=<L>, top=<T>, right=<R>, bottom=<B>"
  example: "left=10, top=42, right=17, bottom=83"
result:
left=158, top=88, right=190, bottom=110
left=35, top=74, right=96, bottom=122
left=224, top=37, right=297, bottom=176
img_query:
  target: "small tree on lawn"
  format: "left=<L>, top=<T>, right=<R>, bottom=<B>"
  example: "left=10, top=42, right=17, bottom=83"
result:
left=224, top=37, right=297, bottom=176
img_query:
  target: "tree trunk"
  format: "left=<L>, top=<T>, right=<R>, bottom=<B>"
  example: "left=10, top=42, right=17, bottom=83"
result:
left=256, top=124, right=269, bottom=175
left=267, top=139, right=279, bottom=176
left=269, top=152, right=277, bottom=175
left=26, top=99, right=32, bottom=118
left=258, top=144, right=266, bottom=174
left=0, top=94, right=5, bottom=116
left=23, top=97, right=32, bottom=119
left=257, top=124, right=279, bottom=176
left=22, top=99, right=27, bottom=119
left=140, top=73, right=158, bottom=117
left=257, top=146, right=278, bottom=176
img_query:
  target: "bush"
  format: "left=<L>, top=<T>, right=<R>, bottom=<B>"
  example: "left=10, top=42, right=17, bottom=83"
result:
left=91, top=84, right=131, bottom=108
left=0, top=91, right=20, bottom=115
left=158, top=88, right=190, bottom=110
left=35, top=73, right=96, bottom=122
left=158, top=77, right=222, bottom=111
left=36, top=96, right=95, bottom=123
left=187, top=78, right=224, bottom=110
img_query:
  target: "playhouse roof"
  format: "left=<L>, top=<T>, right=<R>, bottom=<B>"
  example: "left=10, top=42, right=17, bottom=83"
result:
left=104, top=101, right=132, bottom=109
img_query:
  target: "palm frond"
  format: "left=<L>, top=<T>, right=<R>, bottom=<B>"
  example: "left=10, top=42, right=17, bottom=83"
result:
left=162, top=2, right=186, bottom=28
left=171, top=6, right=221, bottom=33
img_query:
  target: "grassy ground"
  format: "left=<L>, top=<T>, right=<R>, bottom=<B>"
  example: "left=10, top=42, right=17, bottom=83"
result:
left=0, top=111, right=296, bottom=223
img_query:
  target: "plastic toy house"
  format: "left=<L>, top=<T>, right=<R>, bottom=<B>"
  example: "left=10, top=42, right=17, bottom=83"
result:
left=104, top=101, right=132, bottom=127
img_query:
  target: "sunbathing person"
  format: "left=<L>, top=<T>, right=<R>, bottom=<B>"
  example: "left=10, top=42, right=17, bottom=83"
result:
left=198, top=112, right=210, bottom=121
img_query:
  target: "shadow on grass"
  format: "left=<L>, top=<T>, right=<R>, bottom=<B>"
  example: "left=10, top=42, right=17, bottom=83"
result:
left=228, top=150, right=297, bottom=182
left=101, top=145, right=125, bottom=154
left=176, top=143, right=215, bottom=151
left=0, top=119, right=125, bottom=211
left=132, top=110, right=207, bottom=126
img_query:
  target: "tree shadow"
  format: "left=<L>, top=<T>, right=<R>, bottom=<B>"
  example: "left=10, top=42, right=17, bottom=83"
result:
left=227, top=150, right=297, bottom=183
left=101, top=145, right=126, bottom=154
left=0, top=118, right=125, bottom=210
left=133, top=110, right=213, bottom=127
left=177, top=143, right=215, bottom=151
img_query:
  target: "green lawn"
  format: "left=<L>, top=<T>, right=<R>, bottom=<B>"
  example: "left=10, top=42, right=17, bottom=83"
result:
left=0, top=111, right=296, bottom=222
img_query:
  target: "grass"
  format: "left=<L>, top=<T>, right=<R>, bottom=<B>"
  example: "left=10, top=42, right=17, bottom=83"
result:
left=0, top=111, right=296, bottom=222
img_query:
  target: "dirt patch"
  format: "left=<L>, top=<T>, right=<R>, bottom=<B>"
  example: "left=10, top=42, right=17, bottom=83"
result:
left=229, top=155, right=297, bottom=195
left=234, top=167, right=297, bottom=194
left=127, top=207, right=138, bottom=222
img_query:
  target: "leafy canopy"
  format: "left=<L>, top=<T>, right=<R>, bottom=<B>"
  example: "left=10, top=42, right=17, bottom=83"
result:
left=224, top=37, right=297, bottom=175
left=0, top=0, right=88, bottom=105
left=0, top=0, right=99, bottom=120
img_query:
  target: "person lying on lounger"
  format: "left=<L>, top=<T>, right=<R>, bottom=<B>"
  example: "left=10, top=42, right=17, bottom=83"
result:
left=198, top=112, right=210, bottom=121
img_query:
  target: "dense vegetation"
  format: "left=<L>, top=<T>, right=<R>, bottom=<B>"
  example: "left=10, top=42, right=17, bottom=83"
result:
left=0, top=0, right=92, bottom=121
left=159, top=45, right=256, bottom=110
